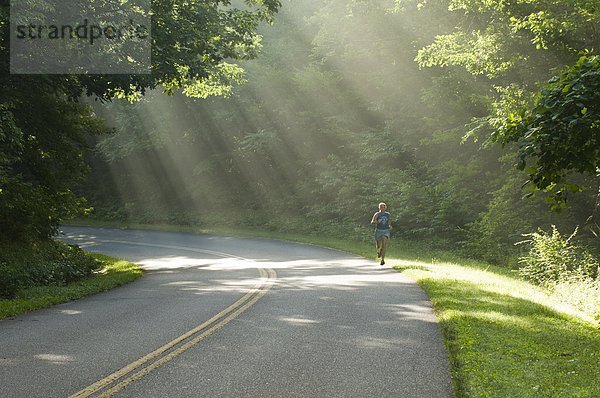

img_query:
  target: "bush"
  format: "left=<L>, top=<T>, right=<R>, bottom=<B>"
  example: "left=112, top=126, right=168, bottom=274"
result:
left=518, top=226, right=599, bottom=321
left=518, top=226, right=598, bottom=286
left=0, top=260, right=26, bottom=299
left=0, top=240, right=101, bottom=299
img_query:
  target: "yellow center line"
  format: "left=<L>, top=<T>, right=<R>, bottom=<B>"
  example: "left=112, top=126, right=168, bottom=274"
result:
left=68, top=239, right=276, bottom=398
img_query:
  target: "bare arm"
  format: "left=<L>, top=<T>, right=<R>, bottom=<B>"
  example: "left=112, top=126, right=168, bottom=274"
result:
left=371, top=212, right=379, bottom=225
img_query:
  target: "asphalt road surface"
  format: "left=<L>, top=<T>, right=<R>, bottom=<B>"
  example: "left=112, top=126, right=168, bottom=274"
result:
left=0, top=226, right=453, bottom=397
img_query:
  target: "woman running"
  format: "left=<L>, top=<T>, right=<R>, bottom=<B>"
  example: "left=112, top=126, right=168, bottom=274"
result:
left=371, top=202, right=392, bottom=265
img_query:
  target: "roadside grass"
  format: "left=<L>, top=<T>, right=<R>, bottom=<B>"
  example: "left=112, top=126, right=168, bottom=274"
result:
left=394, top=260, right=599, bottom=398
left=0, top=253, right=142, bottom=320
left=64, top=221, right=600, bottom=397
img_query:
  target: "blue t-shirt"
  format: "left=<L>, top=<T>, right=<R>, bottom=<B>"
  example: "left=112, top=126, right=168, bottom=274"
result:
left=376, top=211, right=390, bottom=230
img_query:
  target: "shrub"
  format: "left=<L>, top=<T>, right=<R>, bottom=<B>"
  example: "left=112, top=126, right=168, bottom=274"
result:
left=0, top=260, right=26, bottom=299
left=518, top=226, right=598, bottom=286
left=518, top=226, right=599, bottom=321
left=0, top=240, right=102, bottom=299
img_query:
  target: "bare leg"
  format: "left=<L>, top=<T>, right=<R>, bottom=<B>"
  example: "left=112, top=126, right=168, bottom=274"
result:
left=380, top=237, right=388, bottom=264
left=375, top=239, right=382, bottom=257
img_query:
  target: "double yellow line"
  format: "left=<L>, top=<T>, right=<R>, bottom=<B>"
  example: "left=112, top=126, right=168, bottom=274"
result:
left=69, top=240, right=277, bottom=398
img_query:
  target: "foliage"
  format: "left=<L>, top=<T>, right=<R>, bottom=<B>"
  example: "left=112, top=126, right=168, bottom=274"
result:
left=408, top=0, right=600, bottom=70
left=0, top=93, right=109, bottom=241
left=0, top=240, right=101, bottom=299
left=461, top=151, right=600, bottom=264
left=1, top=0, right=281, bottom=100
left=0, top=0, right=281, bottom=243
left=497, top=55, right=600, bottom=205
left=518, top=225, right=598, bottom=286
left=81, top=0, right=599, bottom=264
left=0, top=260, right=26, bottom=300
left=416, top=30, right=514, bottom=78
left=0, top=252, right=142, bottom=319
left=402, top=0, right=600, bottom=206
left=517, top=225, right=600, bottom=320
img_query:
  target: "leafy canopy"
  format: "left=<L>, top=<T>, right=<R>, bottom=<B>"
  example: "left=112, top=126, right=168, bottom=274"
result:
left=0, top=0, right=281, bottom=241
left=498, top=55, right=600, bottom=204
left=399, top=0, right=600, bottom=204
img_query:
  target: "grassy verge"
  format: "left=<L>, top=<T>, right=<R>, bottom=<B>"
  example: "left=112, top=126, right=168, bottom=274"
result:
left=394, top=260, right=599, bottom=397
left=66, top=220, right=599, bottom=397
left=0, top=253, right=142, bottom=320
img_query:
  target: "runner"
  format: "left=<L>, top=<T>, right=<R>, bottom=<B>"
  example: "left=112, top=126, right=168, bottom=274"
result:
left=371, top=202, right=392, bottom=265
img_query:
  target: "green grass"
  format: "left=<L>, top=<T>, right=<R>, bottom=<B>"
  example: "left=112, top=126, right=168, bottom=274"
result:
left=0, top=253, right=143, bottom=320
left=394, top=260, right=599, bottom=397
left=64, top=220, right=600, bottom=397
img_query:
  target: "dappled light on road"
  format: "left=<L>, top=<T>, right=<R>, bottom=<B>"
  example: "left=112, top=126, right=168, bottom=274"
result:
left=137, top=256, right=217, bottom=270
left=57, top=309, right=83, bottom=315
left=278, top=316, right=321, bottom=325
left=33, top=354, right=74, bottom=365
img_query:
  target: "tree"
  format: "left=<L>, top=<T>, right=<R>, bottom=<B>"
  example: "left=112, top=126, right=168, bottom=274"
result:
left=0, top=0, right=281, bottom=241
left=0, top=90, right=110, bottom=240
left=2, top=0, right=281, bottom=100
left=397, top=0, right=600, bottom=202
left=497, top=55, right=600, bottom=205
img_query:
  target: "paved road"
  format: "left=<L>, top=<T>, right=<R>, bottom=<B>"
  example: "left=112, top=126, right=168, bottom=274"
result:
left=0, top=226, right=452, bottom=397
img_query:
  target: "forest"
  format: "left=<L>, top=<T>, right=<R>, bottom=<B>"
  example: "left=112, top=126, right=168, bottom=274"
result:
left=1, top=1, right=599, bottom=307
left=83, top=0, right=599, bottom=264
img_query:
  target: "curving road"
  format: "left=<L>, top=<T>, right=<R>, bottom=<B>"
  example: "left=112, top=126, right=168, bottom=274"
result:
left=0, top=226, right=452, bottom=397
